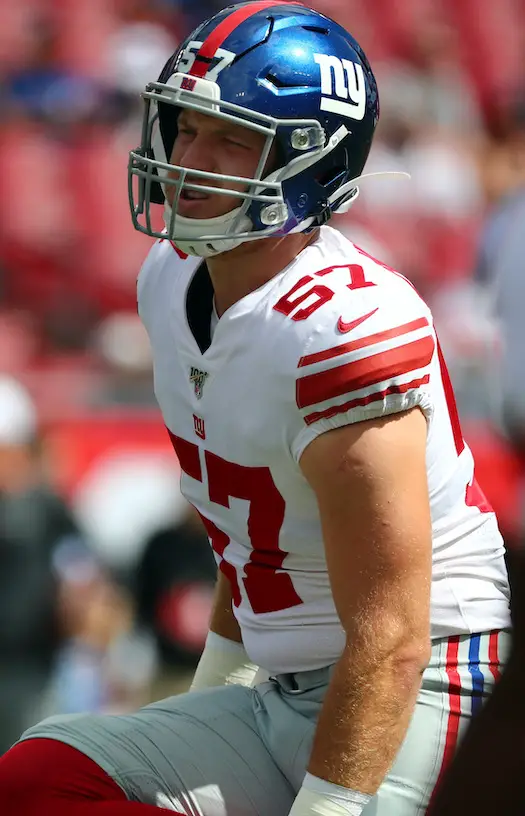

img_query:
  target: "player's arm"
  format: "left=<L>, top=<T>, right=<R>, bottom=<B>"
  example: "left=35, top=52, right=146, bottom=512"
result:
left=209, top=567, right=243, bottom=643
left=190, top=569, right=259, bottom=690
left=293, top=407, right=432, bottom=814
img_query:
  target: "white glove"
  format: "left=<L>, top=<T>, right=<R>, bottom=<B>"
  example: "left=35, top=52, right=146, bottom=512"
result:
left=190, top=631, right=259, bottom=691
left=287, top=774, right=371, bottom=816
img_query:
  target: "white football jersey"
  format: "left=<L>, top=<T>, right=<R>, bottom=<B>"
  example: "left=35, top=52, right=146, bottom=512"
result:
left=138, top=225, right=510, bottom=674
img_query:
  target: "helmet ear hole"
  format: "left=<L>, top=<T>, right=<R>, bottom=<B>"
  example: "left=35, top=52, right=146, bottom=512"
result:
left=306, top=165, right=350, bottom=227
left=317, top=166, right=347, bottom=190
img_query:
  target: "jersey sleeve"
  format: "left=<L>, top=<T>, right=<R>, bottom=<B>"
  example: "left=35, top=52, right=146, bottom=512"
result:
left=289, top=285, right=436, bottom=463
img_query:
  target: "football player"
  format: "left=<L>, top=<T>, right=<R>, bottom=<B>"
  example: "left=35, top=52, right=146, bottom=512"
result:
left=0, top=3, right=511, bottom=816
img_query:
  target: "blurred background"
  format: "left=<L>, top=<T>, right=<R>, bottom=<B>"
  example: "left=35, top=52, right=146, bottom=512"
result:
left=0, top=0, right=524, bottom=756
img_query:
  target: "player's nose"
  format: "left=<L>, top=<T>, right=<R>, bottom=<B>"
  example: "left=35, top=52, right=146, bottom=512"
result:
left=166, top=138, right=216, bottom=206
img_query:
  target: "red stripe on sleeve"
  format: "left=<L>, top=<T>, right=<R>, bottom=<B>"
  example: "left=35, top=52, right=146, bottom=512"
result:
left=437, top=340, right=464, bottom=456
left=298, top=316, right=429, bottom=368
left=190, top=1, right=289, bottom=78
left=303, top=375, right=430, bottom=425
left=296, top=335, right=435, bottom=410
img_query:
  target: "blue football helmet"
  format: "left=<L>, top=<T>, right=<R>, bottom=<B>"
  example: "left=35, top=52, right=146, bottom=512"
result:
left=128, top=1, right=380, bottom=257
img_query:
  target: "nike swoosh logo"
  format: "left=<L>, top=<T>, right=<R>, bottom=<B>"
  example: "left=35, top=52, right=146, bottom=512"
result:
left=337, top=307, right=378, bottom=334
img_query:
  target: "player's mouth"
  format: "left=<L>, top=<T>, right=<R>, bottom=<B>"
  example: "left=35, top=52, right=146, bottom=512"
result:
left=176, top=187, right=211, bottom=214
left=181, top=189, right=209, bottom=201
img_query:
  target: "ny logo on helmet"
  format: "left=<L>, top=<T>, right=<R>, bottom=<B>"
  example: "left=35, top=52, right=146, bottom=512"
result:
left=313, top=54, right=366, bottom=121
left=189, top=366, right=209, bottom=399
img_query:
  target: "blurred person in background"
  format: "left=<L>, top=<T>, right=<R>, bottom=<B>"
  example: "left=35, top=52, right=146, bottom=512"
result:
left=473, top=90, right=525, bottom=594
left=89, top=311, right=158, bottom=408
left=475, top=91, right=525, bottom=472
left=0, top=375, right=140, bottom=746
left=50, top=544, right=143, bottom=717
left=0, top=376, right=85, bottom=753
left=134, top=506, right=217, bottom=700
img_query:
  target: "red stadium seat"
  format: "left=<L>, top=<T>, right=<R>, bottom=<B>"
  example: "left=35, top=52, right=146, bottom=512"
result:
left=444, top=0, right=523, bottom=105
left=66, top=136, right=156, bottom=313
left=49, top=0, right=118, bottom=77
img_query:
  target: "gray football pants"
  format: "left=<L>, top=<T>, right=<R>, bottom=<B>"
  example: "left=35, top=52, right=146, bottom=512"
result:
left=19, top=631, right=509, bottom=816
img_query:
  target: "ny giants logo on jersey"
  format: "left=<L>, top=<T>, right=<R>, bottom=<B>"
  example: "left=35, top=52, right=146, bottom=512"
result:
left=189, top=366, right=209, bottom=399
left=193, top=414, right=206, bottom=439
left=313, top=54, right=366, bottom=120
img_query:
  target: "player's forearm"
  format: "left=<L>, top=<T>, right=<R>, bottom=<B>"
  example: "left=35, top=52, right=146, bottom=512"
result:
left=308, top=631, right=429, bottom=794
left=208, top=569, right=243, bottom=643
left=191, top=571, right=258, bottom=690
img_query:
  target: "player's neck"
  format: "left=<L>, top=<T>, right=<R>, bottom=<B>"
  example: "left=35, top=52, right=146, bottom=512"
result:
left=208, top=229, right=320, bottom=317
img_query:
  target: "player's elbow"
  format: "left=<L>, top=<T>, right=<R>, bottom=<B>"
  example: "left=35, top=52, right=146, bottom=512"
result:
left=373, top=630, right=431, bottom=698
left=391, top=636, right=431, bottom=690
left=344, top=613, right=431, bottom=680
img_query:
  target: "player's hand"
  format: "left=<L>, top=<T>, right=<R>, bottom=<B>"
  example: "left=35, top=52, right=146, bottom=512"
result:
left=287, top=776, right=371, bottom=816
left=190, top=631, right=258, bottom=690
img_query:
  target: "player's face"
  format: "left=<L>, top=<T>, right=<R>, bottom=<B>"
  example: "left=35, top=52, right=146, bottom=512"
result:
left=166, top=109, right=271, bottom=218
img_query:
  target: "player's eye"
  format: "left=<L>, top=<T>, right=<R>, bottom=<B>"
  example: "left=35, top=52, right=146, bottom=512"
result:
left=225, top=137, right=251, bottom=150
left=177, top=124, right=195, bottom=138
